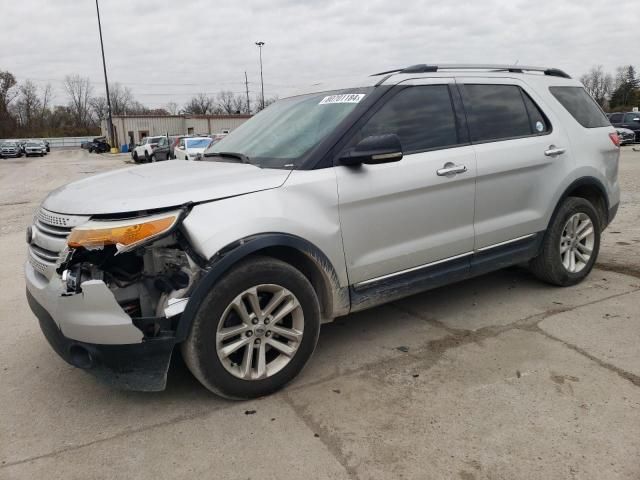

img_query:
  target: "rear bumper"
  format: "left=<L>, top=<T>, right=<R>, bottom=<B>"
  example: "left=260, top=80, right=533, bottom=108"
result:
left=27, top=289, right=176, bottom=391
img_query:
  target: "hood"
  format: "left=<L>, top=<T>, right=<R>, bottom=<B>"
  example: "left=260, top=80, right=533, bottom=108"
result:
left=43, top=160, right=291, bottom=215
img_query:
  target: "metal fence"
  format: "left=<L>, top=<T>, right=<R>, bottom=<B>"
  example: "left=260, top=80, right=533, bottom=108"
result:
left=0, top=136, right=96, bottom=148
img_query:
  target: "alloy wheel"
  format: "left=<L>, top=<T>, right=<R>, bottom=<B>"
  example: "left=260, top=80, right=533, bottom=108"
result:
left=559, top=213, right=595, bottom=273
left=216, top=284, right=304, bottom=380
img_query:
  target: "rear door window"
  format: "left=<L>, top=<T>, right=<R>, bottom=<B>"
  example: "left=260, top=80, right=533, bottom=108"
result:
left=356, top=85, right=459, bottom=153
left=459, top=84, right=533, bottom=142
left=549, top=86, right=610, bottom=128
left=624, top=113, right=640, bottom=124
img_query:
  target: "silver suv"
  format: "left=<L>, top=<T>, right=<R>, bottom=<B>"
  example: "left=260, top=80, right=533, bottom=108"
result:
left=25, top=64, right=620, bottom=399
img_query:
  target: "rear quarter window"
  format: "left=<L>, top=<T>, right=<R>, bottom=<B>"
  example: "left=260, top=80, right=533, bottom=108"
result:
left=549, top=86, right=610, bottom=128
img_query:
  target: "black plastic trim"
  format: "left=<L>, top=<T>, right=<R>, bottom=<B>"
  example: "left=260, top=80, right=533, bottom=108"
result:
left=350, top=233, right=543, bottom=313
left=27, top=289, right=176, bottom=392
left=552, top=177, right=611, bottom=227
left=175, top=234, right=342, bottom=340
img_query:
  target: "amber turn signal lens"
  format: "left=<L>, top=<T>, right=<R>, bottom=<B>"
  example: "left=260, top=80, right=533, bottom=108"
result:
left=68, top=216, right=176, bottom=250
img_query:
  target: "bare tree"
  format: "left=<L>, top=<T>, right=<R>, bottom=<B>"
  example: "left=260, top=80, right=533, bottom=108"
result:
left=253, top=94, right=278, bottom=113
left=0, top=70, right=18, bottom=136
left=183, top=93, right=215, bottom=114
left=216, top=91, right=238, bottom=114
left=165, top=101, right=179, bottom=115
left=109, top=83, right=135, bottom=115
left=579, top=65, right=613, bottom=107
left=90, top=95, right=108, bottom=121
left=64, top=74, right=94, bottom=129
left=14, top=81, right=43, bottom=133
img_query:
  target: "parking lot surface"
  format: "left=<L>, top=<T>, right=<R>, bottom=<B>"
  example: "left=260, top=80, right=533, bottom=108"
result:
left=1, top=148, right=639, bottom=479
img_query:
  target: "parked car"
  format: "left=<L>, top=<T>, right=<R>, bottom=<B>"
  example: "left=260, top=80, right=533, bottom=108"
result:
left=149, top=135, right=172, bottom=162
left=174, top=136, right=212, bottom=160
left=615, top=127, right=636, bottom=145
left=609, top=112, right=640, bottom=142
left=131, top=136, right=164, bottom=163
left=1, top=141, right=23, bottom=158
left=24, top=141, right=46, bottom=157
left=88, top=137, right=111, bottom=153
left=25, top=64, right=620, bottom=399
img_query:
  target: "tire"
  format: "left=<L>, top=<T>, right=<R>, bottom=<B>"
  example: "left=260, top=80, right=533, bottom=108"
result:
left=144, top=151, right=150, bottom=163
left=133, top=152, right=139, bottom=163
left=182, top=256, right=321, bottom=399
left=529, top=197, right=601, bottom=286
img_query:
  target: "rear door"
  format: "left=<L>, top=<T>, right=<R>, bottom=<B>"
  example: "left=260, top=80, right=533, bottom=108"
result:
left=336, top=79, right=477, bottom=285
left=456, top=78, right=574, bottom=249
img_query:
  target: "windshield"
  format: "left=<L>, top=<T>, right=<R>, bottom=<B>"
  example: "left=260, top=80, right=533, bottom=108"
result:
left=203, top=88, right=373, bottom=168
left=27, top=142, right=40, bottom=147
left=148, top=137, right=163, bottom=143
left=186, top=138, right=212, bottom=149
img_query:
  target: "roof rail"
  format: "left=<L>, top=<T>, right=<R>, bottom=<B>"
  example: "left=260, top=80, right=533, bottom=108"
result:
left=371, top=64, right=571, bottom=79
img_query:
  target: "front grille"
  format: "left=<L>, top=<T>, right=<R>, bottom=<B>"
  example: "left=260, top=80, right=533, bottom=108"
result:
left=28, top=208, right=90, bottom=279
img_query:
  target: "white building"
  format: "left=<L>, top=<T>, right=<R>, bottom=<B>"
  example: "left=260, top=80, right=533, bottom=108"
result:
left=100, top=114, right=251, bottom=147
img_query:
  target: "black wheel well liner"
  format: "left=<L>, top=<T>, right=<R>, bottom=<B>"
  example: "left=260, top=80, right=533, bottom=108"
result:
left=176, top=234, right=343, bottom=341
left=551, top=177, right=611, bottom=228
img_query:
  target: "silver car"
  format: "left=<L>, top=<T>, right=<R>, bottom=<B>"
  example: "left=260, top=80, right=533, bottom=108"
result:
left=25, top=64, right=620, bottom=398
left=24, top=141, right=46, bottom=157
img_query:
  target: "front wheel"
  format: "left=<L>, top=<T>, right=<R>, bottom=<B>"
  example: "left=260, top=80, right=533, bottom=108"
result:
left=182, top=256, right=321, bottom=399
left=529, top=197, right=601, bottom=286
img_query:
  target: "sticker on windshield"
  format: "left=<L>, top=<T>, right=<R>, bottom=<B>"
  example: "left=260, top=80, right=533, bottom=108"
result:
left=535, top=121, right=544, bottom=132
left=319, top=94, right=366, bottom=105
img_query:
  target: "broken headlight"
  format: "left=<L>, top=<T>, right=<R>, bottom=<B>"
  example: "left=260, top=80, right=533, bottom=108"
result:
left=67, top=210, right=182, bottom=253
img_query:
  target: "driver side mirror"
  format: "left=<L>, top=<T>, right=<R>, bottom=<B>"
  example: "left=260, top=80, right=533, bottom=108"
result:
left=339, top=134, right=403, bottom=166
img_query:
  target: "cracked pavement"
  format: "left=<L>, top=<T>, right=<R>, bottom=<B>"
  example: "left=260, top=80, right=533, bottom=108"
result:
left=1, top=148, right=639, bottom=479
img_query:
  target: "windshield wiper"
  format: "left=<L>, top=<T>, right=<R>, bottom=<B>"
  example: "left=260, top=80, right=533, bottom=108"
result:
left=203, top=151, right=252, bottom=164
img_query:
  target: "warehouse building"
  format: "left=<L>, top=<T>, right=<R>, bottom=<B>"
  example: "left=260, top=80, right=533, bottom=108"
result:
left=100, top=114, right=251, bottom=148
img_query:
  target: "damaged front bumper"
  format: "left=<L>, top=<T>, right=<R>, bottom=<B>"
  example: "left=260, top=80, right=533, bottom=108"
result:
left=26, top=287, right=176, bottom=391
left=25, top=252, right=187, bottom=392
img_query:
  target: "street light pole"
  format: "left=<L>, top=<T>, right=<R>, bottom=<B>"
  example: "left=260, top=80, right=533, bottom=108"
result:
left=96, top=0, right=114, bottom=149
left=255, top=41, right=265, bottom=110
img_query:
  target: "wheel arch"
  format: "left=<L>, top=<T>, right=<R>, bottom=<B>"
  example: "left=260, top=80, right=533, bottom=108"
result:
left=176, top=233, right=350, bottom=341
left=550, top=176, right=610, bottom=229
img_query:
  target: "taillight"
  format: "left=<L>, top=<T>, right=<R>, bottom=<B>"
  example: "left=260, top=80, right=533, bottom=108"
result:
left=609, top=132, right=620, bottom=147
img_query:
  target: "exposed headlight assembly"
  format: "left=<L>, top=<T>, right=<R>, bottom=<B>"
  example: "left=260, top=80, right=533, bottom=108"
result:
left=67, top=210, right=183, bottom=253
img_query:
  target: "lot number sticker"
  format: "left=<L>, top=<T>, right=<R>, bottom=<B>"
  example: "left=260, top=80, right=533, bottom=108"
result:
left=319, top=94, right=366, bottom=105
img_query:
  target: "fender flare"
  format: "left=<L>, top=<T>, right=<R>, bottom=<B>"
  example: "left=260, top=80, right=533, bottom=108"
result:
left=175, top=233, right=347, bottom=340
left=547, top=176, right=611, bottom=230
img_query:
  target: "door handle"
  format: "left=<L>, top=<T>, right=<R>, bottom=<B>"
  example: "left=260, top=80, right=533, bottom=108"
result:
left=437, top=163, right=467, bottom=176
left=544, top=145, right=566, bottom=157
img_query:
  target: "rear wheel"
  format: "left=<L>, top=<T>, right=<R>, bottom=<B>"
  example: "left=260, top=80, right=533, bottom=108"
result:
left=182, top=256, right=321, bottom=399
left=529, top=197, right=601, bottom=286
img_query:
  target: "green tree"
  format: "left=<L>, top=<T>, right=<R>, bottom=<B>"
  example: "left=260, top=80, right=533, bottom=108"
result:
left=609, top=65, right=639, bottom=109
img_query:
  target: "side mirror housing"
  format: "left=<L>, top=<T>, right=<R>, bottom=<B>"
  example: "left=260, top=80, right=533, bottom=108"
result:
left=340, top=134, right=403, bottom=166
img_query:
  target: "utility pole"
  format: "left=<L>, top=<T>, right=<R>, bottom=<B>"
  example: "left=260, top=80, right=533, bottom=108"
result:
left=255, top=41, right=265, bottom=110
left=95, top=0, right=114, bottom=149
left=244, top=71, right=251, bottom=114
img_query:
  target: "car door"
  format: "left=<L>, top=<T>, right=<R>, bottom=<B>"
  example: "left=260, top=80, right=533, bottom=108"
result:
left=335, top=79, right=477, bottom=285
left=456, top=78, right=574, bottom=249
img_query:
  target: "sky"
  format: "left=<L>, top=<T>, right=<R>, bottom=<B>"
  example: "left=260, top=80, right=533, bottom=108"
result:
left=1, top=0, right=637, bottom=109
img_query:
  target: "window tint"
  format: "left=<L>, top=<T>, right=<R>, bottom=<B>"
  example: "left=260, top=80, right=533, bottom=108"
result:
left=609, top=113, right=623, bottom=123
left=624, top=113, right=640, bottom=123
left=549, top=86, right=610, bottom=128
left=522, top=91, right=550, bottom=134
left=461, top=84, right=531, bottom=142
left=357, top=85, right=458, bottom=152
